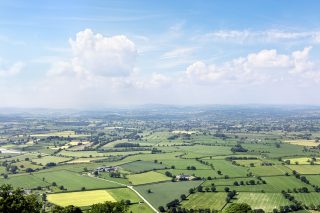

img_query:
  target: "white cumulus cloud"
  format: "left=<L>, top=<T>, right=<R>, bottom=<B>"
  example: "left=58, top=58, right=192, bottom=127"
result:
left=185, top=46, right=319, bottom=84
left=49, top=29, right=137, bottom=77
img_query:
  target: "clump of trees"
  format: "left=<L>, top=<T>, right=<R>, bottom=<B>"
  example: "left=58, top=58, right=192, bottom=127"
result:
left=0, top=184, right=42, bottom=212
left=231, top=144, right=248, bottom=153
left=114, top=142, right=140, bottom=148
left=224, top=203, right=252, bottom=213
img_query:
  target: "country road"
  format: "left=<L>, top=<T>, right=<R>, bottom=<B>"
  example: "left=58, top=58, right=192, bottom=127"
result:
left=87, top=174, right=158, bottom=213
left=127, top=185, right=159, bottom=213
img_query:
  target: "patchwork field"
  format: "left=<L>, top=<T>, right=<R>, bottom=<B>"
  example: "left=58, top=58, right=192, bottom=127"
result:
left=2, top=110, right=320, bottom=213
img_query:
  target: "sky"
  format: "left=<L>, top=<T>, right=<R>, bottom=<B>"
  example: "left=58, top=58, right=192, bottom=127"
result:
left=0, top=0, right=320, bottom=108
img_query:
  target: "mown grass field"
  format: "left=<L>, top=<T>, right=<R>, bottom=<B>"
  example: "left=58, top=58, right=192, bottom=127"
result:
left=161, top=159, right=212, bottom=170
left=32, top=155, right=72, bottom=164
left=128, top=171, right=171, bottom=185
left=288, top=165, right=320, bottom=174
left=205, top=159, right=249, bottom=177
left=128, top=203, right=154, bottom=213
left=34, top=170, right=122, bottom=191
left=231, top=193, right=292, bottom=212
left=0, top=173, right=48, bottom=189
left=120, top=160, right=166, bottom=173
left=250, top=165, right=292, bottom=176
left=294, top=192, right=320, bottom=206
left=181, top=192, right=227, bottom=210
left=135, top=181, right=203, bottom=209
left=179, top=145, right=233, bottom=158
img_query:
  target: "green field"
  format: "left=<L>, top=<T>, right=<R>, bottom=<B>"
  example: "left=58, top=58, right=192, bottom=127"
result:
left=181, top=192, right=227, bottom=210
left=294, top=193, right=320, bottom=206
left=250, top=165, right=292, bottom=176
left=127, top=171, right=171, bottom=185
left=205, top=159, right=249, bottom=177
left=231, top=193, right=292, bottom=212
left=120, top=160, right=166, bottom=173
left=135, top=181, right=203, bottom=209
left=34, top=170, right=122, bottom=191
left=32, top=155, right=72, bottom=165
left=0, top=173, right=48, bottom=189
left=288, top=165, right=320, bottom=174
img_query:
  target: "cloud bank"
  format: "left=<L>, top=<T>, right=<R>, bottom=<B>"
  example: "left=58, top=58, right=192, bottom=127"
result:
left=1, top=29, right=320, bottom=108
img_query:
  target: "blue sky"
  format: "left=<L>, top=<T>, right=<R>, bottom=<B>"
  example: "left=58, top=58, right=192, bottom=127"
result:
left=1, top=0, right=320, bottom=108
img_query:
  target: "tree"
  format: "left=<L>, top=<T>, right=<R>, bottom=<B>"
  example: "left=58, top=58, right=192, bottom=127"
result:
left=26, top=168, right=34, bottom=173
left=211, top=186, right=216, bottom=192
left=158, top=206, right=165, bottom=212
left=224, top=203, right=252, bottom=213
left=0, top=184, right=42, bottom=212
left=189, top=188, right=195, bottom=194
left=180, top=194, right=187, bottom=200
left=52, top=205, right=82, bottom=213
left=90, top=201, right=128, bottom=213
left=224, top=187, right=230, bottom=192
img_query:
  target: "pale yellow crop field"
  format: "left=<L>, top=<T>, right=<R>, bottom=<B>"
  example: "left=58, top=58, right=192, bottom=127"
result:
left=283, top=140, right=319, bottom=147
left=47, top=190, right=116, bottom=207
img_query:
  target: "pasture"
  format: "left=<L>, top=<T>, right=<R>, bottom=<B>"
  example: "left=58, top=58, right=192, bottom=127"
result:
left=181, top=192, right=227, bottom=210
left=0, top=173, right=48, bottom=189
left=294, top=192, right=320, bottom=206
left=288, top=165, right=320, bottom=174
left=135, top=181, right=202, bottom=209
left=32, top=155, right=72, bottom=165
left=34, top=170, right=122, bottom=191
left=232, top=193, right=292, bottom=212
left=127, top=171, right=171, bottom=185
left=120, top=160, right=166, bottom=173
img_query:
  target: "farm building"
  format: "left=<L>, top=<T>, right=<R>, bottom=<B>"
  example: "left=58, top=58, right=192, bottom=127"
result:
left=94, top=166, right=119, bottom=173
left=176, top=174, right=194, bottom=181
